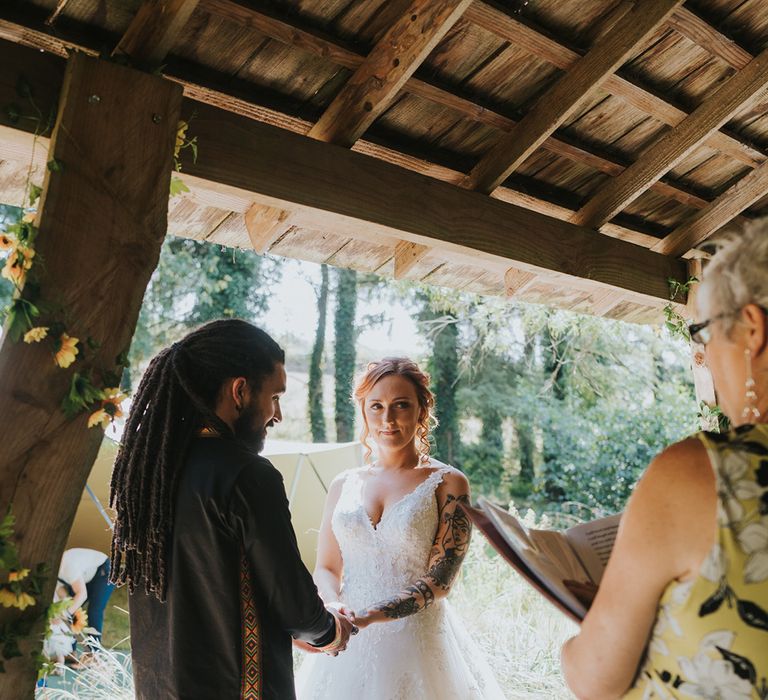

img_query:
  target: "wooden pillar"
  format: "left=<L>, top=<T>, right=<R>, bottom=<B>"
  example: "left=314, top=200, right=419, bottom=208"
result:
left=0, top=53, right=181, bottom=695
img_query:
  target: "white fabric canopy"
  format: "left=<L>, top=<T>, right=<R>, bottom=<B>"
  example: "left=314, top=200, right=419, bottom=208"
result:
left=68, top=437, right=362, bottom=570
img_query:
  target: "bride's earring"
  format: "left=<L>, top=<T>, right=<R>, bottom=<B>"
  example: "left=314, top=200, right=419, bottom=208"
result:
left=742, top=348, right=761, bottom=421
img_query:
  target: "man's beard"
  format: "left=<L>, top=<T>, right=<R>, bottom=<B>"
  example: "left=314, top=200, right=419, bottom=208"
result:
left=233, top=402, right=268, bottom=454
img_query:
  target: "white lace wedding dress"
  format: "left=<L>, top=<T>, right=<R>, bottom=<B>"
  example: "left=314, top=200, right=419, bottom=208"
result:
left=295, top=467, right=506, bottom=699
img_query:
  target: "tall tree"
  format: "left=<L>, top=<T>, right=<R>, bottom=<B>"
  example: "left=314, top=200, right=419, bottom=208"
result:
left=334, top=267, right=357, bottom=442
left=308, top=264, right=329, bottom=442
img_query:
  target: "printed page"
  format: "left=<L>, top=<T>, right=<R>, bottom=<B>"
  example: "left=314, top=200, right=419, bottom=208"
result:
left=478, top=499, right=588, bottom=619
left=564, top=513, right=622, bottom=584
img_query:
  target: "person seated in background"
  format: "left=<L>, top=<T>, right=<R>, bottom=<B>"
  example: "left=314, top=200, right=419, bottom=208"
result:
left=56, top=547, right=115, bottom=659
left=561, top=222, right=768, bottom=699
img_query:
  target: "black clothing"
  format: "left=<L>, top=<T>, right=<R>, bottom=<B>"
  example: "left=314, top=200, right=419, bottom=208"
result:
left=130, top=437, right=335, bottom=700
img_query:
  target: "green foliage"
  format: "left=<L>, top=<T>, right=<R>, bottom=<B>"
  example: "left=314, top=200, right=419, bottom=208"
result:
left=169, top=176, right=190, bottom=198
left=61, top=372, right=103, bottom=419
left=308, top=265, right=329, bottom=442
left=663, top=276, right=698, bottom=341
left=334, top=268, right=357, bottom=442
left=128, top=236, right=282, bottom=375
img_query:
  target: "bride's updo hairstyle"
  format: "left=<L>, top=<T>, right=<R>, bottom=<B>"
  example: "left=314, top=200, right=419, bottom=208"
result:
left=353, top=357, right=437, bottom=464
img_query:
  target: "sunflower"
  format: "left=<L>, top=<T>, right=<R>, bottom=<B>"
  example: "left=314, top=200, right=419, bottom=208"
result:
left=70, top=607, right=88, bottom=634
left=23, top=326, right=48, bottom=344
left=1, top=247, right=35, bottom=286
left=8, top=568, right=30, bottom=582
left=54, top=334, right=79, bottom=368
left=0, top=587, right=36, bottom=610
left=0, top=232, right=16, bottom=250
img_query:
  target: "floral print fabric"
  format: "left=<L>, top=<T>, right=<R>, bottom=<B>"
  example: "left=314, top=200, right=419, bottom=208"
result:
left=625, top=424, right=768, bottom=699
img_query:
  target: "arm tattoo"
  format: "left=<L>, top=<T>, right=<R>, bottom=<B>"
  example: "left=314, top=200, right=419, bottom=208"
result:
left=359, top=493, right=471, bottom=622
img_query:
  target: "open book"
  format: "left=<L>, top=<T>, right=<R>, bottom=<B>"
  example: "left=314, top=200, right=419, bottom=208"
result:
left=465, top=497, right=622, bottom=622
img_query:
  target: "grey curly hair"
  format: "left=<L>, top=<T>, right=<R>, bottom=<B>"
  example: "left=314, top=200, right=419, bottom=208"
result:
left=697, top=220, right=768, bottom=334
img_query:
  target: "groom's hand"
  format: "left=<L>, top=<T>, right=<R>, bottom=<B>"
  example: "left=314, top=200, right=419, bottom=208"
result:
left=293, top=638, right=324, bottom=654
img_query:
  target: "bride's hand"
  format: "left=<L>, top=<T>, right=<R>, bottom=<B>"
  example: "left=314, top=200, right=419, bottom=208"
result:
left=349, top=609, right=374, bottom=629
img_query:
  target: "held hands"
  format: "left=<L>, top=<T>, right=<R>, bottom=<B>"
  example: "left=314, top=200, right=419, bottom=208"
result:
left=292, top=604, right=359, bottom=657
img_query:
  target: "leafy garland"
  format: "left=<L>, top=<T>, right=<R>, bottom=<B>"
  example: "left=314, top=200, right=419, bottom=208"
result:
left=0, top=72, right=195, bottom=675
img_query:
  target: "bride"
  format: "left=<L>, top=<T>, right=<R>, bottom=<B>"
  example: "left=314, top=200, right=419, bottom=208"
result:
left=295, top=357, right=505, bottom=699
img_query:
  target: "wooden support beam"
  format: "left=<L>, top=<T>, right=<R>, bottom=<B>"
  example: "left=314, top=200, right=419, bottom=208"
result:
left=462, top=0, right=682, bottom=194
left=178, top=101, right=686, bottom=304
left=0, top=53, right=181, bottom=694
left=307, top=0, right=472, bottom=147
left=653, top=159, right=768, bottom=256
left=574, top=47, right=768, bottom=230
left=464, top=1, right=766, bottom=168
left=244, top=203, right=292, bottom=254
left=113, top=0, right=200, bottom=67
left=394, top=240, right=431, bottom=279
left=504, top=266, right=537, bottom=297
left=668, top=7, right=752, bottom=70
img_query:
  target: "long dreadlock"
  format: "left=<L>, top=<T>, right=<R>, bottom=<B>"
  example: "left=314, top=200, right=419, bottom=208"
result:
left=109, top=319, right=284, bottom=601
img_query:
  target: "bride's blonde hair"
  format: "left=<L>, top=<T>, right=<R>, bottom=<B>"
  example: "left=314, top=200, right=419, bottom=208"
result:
left=353, top=357, right=437, bottom=464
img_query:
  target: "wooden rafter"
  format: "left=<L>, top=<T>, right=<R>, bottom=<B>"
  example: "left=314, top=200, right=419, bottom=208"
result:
left=574, top=47, right=768, bottom=230
left=113, top=0, right=200, bottom=67
left=653, top=159, right=768, bottom=256
left=394, top=241, right=431, bottom=280
left=464, top=2, right=765, bottom=167
left=244, top=204, right=293, bottom=254
left=668, top=7, right=752, bottom=70
left=461, top=0, right=683, bottom=195
left=307, top=0, right=472, bottom=147
left=202, top=0, right=714, bottom=213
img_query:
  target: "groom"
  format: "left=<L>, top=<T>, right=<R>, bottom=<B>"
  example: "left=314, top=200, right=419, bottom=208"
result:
left=110, top=320, right=355, bottom=699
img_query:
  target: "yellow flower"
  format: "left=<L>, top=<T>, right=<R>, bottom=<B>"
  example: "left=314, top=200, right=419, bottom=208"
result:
left=175, top=120, right=189, bottom=156
left=1, top=247, right=35, bottom=285
left=22, top=212, right=36, bottom=224
left=16, top=592, right=35, bottom=610
left=8, top=568, right=30, bottom=582
left=0, top=587, right=35, bottom=610
left=87, top=387, right=128, bottom=429
left=88, top=408, right=110, bottom=430
left=54, top=334, right=79, bottom=368
left=70, top=607, right=87, bottom=634
left=0, top=232, right=16, bottom=250
left=23, top=326, right=49, bottom=344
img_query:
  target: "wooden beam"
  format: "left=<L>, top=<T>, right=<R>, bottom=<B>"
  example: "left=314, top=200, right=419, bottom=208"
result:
left=574, top=47, right=768, bottom=229
left=464, top=1, right=766, bottom=168
left=0, top=39, right=659, bottom=252
left=244, top=203, right=292, bottom=254
left=196, top=0, right=712, bottom=213
left=179, top=101, right=686, bottom=304
left=113, top=0, right=200, bottom=67
left=462, top=0, right=682, bottom=194
left=307, top=0, right=472, bottom=147
left=0, top=53, right=181, bottom=693
left=504, top=266, right=537, bottom=297
left=668, top=7, right=752, bottom=70
left=394, top=240, right=431, bottom=279
left=653, top=159, right=768, bottom=256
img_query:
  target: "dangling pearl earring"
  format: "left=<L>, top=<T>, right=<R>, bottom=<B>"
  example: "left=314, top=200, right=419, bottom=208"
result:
left=742, top=348, right=761, bottom=422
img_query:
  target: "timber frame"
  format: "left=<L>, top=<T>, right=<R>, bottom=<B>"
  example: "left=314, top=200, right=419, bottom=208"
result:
left=3, top=0, right=768, bottom=323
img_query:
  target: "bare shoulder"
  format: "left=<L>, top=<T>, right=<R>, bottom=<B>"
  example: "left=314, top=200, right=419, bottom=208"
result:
left=637, top=436, right=712, bottom=495
left=328, top=468, right=360, bottom=496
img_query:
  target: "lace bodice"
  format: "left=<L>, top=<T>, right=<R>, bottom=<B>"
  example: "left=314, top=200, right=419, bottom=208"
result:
left=332, top=467, right=448, bottom=611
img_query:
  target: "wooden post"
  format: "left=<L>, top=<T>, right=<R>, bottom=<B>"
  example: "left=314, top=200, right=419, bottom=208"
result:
left=0, top=53, right=181, bottom=695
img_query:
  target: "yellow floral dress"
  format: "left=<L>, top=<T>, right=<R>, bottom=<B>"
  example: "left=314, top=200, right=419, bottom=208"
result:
left=625, top=424, right=768, bottom=700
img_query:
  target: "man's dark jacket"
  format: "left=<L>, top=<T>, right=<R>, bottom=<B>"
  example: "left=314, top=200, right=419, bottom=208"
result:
left=130, top=436, right=335, bottom=699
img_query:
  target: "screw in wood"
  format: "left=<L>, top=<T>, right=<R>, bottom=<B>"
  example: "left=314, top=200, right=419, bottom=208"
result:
left=152, top=114, right=162, bottom=124
left=88, top=95, right=100, bottom=104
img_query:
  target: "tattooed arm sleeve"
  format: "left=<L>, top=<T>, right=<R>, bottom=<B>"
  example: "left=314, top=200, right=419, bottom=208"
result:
left=357, top=471, right=472, bottom=623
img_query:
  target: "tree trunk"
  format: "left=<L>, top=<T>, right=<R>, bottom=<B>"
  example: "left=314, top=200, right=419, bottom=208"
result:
left=308, top=264, right=329, bottom=442
left=427, top=309, right=460, bottom=464
left=515, top=418, right=536, bottom=483
left=334, top=268, right=357, bottom=442
left=0, top=54, right=181, bottom=696
left=541, top=319, right=568, bottom=502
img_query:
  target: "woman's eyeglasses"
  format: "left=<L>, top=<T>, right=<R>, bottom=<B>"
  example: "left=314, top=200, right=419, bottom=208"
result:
left=688, top=306, right=768, bottom=345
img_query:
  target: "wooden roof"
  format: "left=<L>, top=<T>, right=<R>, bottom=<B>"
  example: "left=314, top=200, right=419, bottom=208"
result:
left=3, top=0, right=768, bottom=323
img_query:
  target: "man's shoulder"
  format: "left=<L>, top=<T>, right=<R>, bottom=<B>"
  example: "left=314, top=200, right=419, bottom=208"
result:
left=185, top=438, right=281, bottom=493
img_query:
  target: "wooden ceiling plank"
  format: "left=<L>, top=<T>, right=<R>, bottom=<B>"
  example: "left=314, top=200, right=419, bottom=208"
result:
left=394, top=240, right=431, bottom=279
left=653, top=158, right=768, bottom=256
left=113, top=0, right=201, bottom=67
left=462, top=0, right=683, bottom=195
left=574, top=47, right=768, bottom=230
left=243, top=203, right=293, bottom=254
left=668, top=7, right=752, bottom=70
left=466, top=1, right=765, bottom=168
left=307, top=0, right=473, bottom=147
left=504, top=267, right=537, bottom=297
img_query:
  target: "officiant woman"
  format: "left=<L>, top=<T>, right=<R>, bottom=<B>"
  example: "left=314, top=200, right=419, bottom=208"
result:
left=561, top=222, right=768, bottom=699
